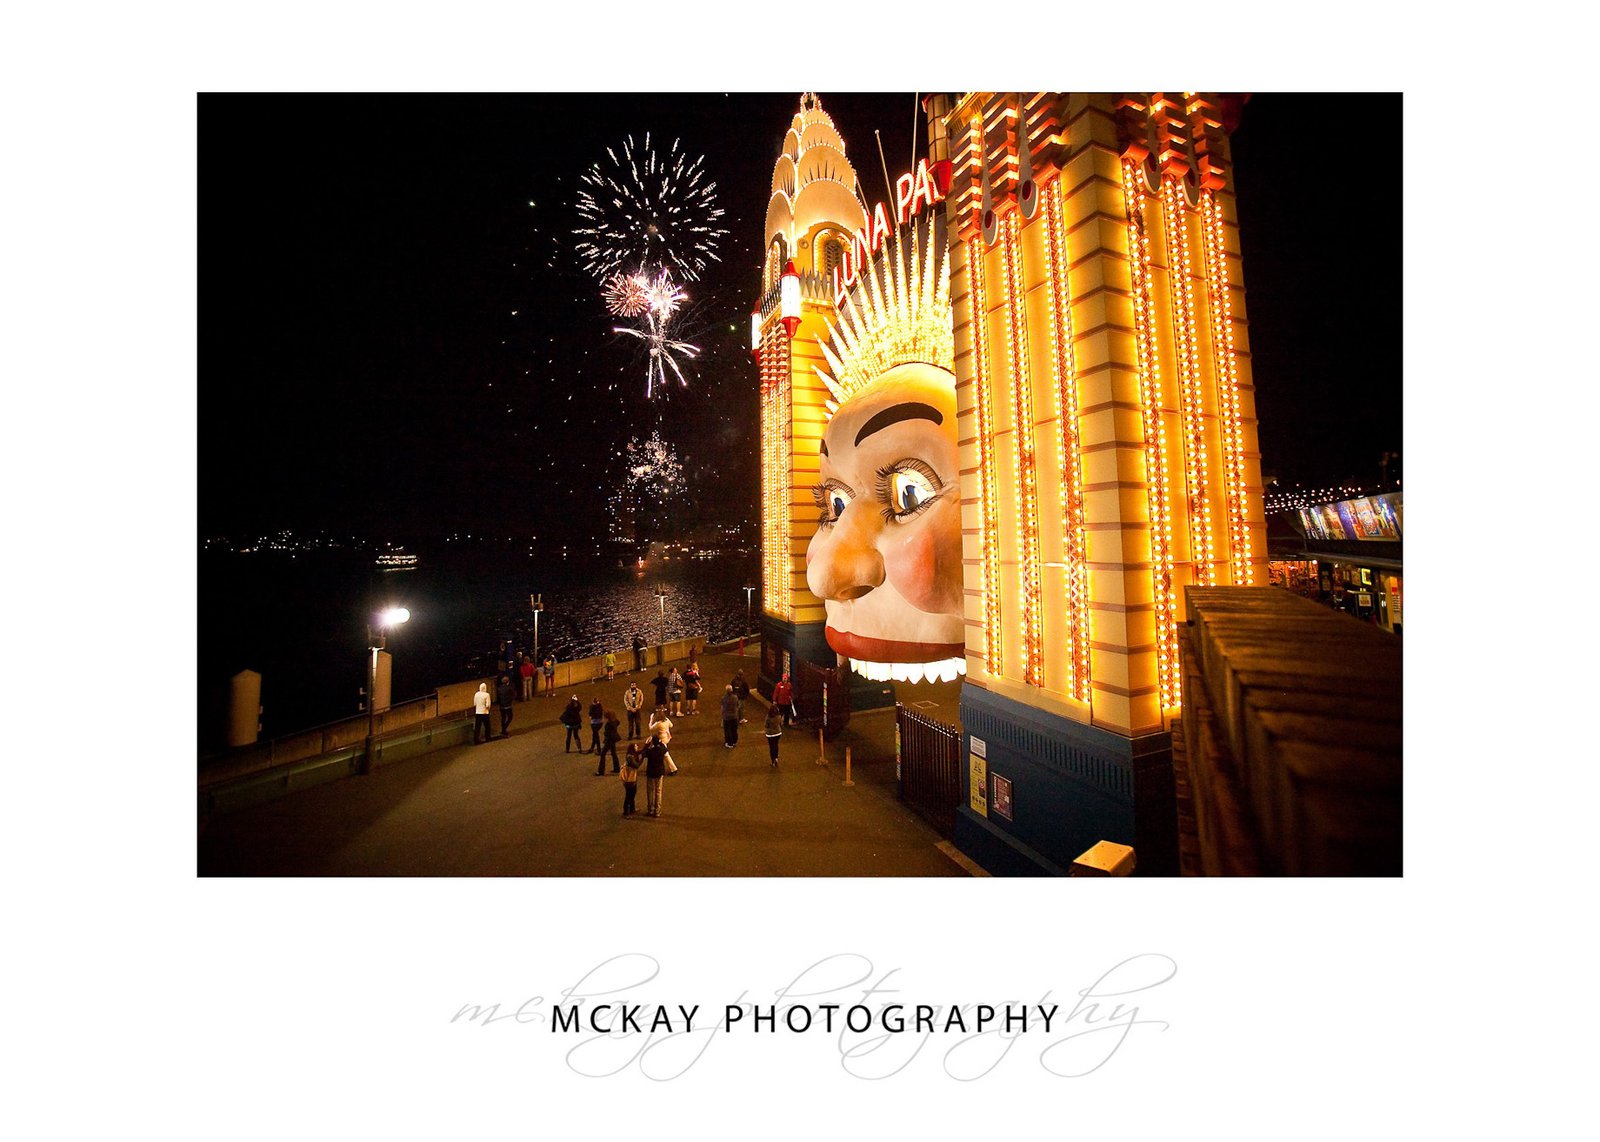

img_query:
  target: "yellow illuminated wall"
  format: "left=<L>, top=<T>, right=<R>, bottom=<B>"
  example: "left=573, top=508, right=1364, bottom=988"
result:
left=757, top=94, right=867, bottom=628
left=944, top=92, right=1267, bottom=738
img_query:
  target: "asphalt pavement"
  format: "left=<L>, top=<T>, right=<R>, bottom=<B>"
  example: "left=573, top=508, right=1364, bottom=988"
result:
left=198, top=650, right=969, bottom=877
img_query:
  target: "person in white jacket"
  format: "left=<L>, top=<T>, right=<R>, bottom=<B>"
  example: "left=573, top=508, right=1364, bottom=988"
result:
left=473, top=683, right=493, bottom=745
left=647, top=705, right=674, bottom=746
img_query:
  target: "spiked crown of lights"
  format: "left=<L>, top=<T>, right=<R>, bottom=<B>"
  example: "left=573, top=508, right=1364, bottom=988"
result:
left=815, top=225, right=953, bottom=420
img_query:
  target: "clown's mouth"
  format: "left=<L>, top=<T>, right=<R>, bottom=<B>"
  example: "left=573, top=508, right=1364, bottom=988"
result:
left=825, top=628, right=966, bottom=683
left=846, top=656, right=967, bottom=684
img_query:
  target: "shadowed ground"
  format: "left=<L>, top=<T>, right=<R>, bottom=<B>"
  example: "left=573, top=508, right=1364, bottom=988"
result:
left=199, top=651, right=969, bottom=877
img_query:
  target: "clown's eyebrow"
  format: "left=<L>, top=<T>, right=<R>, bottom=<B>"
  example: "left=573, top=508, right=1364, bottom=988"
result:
left=853, top=402, right=943, bottom=447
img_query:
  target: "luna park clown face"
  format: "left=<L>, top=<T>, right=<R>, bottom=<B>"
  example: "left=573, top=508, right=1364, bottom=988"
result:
left=805, top=362, right=964, bottom=682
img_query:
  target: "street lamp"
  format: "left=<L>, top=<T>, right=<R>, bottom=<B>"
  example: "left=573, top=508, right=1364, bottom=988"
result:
left=742, top=584, right=756, bottom=656
left=655, top=586, right=669, bottom=649
left=529, top=593, right=543, bottom=673
left=361, top=606, right=410, bottom=775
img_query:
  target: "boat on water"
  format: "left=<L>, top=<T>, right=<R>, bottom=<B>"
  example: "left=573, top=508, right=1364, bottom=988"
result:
left=375, top=550, right=419, bottom=572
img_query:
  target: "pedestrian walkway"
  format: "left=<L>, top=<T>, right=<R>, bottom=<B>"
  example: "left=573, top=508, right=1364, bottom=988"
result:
left=198, top=651, right=967, bottom=877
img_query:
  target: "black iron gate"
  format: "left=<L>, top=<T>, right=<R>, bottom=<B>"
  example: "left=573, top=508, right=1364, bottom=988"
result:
left=896, top=704, right=962, bottom=836
left=797, top=661, right=851, bottom=739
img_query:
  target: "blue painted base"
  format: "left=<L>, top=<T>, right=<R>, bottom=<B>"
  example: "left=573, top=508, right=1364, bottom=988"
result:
left=955, top=686, right=1176, bottom=877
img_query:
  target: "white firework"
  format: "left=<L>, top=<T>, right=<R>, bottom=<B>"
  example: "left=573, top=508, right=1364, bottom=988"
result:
left=574, top=133, right=727, bottom=283
left=614, top=309, right=699, bottom=399
left=643, top=269, right=685, bottom=322
left=623, top=431, right=685, bottom=494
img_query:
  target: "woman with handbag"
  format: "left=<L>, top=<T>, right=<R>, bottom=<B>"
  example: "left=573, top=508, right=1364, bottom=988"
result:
left=620, top=743, right=642, bottom=817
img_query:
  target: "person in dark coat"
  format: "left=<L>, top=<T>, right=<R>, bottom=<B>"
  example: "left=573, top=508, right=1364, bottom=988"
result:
left=496, top=675, right=515, bottom=737
left=588, top=697, right=604, bottom=754
left=642, top=731, right=673, bottom=818
left=720, top=684, right=740, bottom=748
left=597, top=709, right=622, bottom=775
left=763, top=703, right=784, bottom=767
left=651, top=669, right=669, bottom=709
left=684, top=663, right=702, bottom=715
left=732, top=669, right=751, bottom=723
left=560, top=695, right=584, bottom=752
left=632, top=633, right=646, bottom=673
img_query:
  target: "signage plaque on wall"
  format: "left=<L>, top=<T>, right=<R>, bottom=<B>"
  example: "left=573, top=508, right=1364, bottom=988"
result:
left=968, top=736, right=988, bottom=817
left=991, top=773, right=1014, bottom=822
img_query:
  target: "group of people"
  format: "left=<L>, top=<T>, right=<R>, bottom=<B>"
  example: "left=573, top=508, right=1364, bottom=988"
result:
left=649, top=663, right=705, bottom=717
left=548, top=664, right=800, bottom=818
left=492, top=643, right=558, bottom=704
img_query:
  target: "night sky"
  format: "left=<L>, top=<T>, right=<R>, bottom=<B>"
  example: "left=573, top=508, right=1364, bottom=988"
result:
left=199, top=92, right=1401, bottom=542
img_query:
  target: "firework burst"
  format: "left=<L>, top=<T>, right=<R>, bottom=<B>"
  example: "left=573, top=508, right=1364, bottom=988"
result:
left=574, top=133, right=727, bottom=283
left=602, top=272, right=651, bottom=317
left=614, top=309, right=699, bottom=399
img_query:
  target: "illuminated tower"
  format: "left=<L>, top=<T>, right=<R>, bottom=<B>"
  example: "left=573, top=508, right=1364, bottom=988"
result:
left=753, top=93, right=869, bottom=695
left=939, top=93, right=1267, bottom=874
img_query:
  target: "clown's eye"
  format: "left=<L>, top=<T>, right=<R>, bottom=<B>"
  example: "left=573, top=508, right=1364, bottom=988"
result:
left=876, top=460, right=942, bottom=522
left=887, top=469, right=936, bottom=515
left=811, top=482, right=854, bottom=526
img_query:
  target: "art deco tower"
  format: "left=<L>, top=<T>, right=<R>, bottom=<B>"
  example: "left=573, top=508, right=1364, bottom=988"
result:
left=752, top=93, right=869, bottom=696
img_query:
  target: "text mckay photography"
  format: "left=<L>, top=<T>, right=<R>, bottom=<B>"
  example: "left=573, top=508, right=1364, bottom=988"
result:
left=450, top=952, right=1175, bottom=1080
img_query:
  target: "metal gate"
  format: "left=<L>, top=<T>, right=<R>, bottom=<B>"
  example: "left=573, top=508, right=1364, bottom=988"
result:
left=896, top=704, right=962, bottom=835
left=797, top=661, right=851, bottom=739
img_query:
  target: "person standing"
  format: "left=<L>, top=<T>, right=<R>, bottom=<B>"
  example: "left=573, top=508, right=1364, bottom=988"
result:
left=620, top=744, right=642, bottom=817
left=598, top=708, right=621, bottom=775
left=496, top=674, right=515, bottom=737
left=519, top=654, right=536, bottom=702
left=588, top=697, right=604, bottom=754
left=623, top=681, right=645, bottom=739
left=763, top=702, right=784, bottom=767
left=604, top=651, right=616, bottom=681
left=668, top=667, right=685, bottom=717
left=632, top=633, right=646, bottom=673
left=560, top=694, right=584, bottom=752
left=473, top=683, right=493, bottom=745
left=647, top=705, right=674, bottom=746
left=720, top=684, right=740, bottom=748
left=541, top=652, right=555, bottom=697
left=642, top=730, right=673, bottom=818
left=732, top=669, right=751, bottom=723
left=651, top=669, right=669, bottom=710
left=684, top=662, right=701, bottom=715
left=772, top=673, right=796, bottom=726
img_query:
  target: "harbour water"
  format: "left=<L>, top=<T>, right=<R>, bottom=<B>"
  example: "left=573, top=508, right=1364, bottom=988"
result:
left=198, top=542, right=760, bottom=748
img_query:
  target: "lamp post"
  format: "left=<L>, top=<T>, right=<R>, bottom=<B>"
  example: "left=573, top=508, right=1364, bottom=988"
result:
left=361, top=606, right=410, bottom=775
left=742, top=584, right=756, bottom=656
left=655, top=586, right=669, bottom=650
left=529, top=593, right=543, bottom=674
